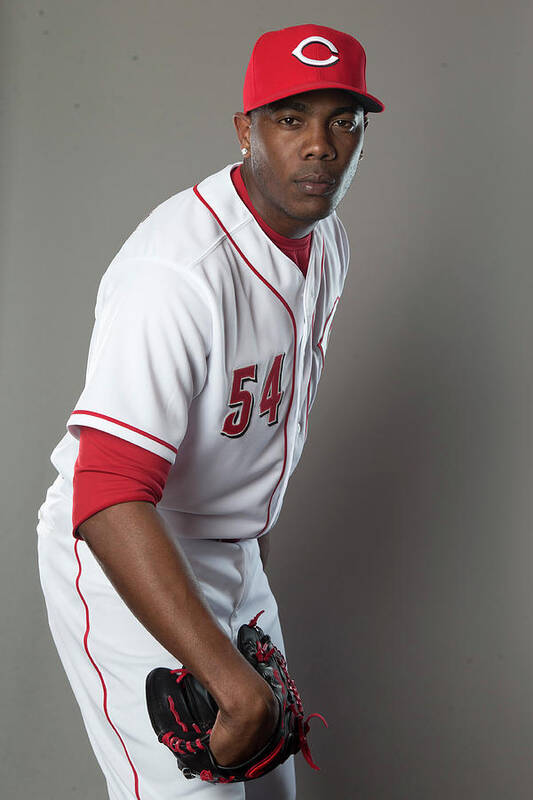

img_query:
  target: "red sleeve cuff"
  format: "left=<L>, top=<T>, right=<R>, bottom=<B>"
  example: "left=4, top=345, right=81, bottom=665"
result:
left=72, top=426, right=172, bottom=539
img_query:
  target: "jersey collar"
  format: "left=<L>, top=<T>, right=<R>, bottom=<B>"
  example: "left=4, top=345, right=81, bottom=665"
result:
left=195, top=163, right=326, bottom=307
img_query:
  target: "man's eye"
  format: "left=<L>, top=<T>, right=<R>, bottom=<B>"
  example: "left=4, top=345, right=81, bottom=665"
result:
left=333, top=119, right=356, bottom=131
left=279, top=117, right=298, bottom=126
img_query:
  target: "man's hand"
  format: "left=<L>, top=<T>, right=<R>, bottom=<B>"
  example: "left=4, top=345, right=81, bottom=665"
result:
left=145, top=610, right=325, bottom=784
left=209, top=678, right=279, bottom=766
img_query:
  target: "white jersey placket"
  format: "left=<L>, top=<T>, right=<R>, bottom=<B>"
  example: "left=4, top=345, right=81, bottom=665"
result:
left=269, top=233, right=324, bottom=525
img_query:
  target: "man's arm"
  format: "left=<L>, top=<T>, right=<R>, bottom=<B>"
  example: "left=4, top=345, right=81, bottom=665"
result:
left=79, top=501, right=278, bottom=766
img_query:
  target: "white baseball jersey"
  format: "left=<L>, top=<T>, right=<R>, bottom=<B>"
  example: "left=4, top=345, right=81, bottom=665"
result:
left=47, top=161, right=349, bottom=541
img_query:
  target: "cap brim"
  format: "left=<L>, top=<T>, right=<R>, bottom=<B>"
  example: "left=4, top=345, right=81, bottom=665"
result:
left=244, top=81, right=385, bottom=114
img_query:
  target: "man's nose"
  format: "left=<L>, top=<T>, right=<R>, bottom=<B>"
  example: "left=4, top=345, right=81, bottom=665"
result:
left=300, top=121, right=336, bottom=160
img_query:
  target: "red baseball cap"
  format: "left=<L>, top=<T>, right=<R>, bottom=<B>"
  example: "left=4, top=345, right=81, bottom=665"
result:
left=243, top=24, right=385, bottom=114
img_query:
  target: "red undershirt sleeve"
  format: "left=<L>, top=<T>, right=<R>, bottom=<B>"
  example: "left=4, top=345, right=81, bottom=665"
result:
left=72, top=426, right=172, bottom=539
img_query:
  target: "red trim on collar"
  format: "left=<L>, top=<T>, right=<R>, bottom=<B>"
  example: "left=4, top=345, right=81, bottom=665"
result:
left=230, top=164, right=312, bottom=277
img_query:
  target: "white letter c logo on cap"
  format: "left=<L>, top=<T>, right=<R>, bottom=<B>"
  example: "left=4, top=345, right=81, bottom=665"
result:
left=292, top=36, right=339, bottom=67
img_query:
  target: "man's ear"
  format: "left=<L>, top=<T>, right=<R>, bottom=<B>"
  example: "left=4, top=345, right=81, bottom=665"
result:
left=233, top=111, right=252, bottom=152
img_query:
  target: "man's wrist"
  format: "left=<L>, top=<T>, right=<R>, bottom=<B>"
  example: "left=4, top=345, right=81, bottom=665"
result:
left=211, top=658, right=276, bottom=718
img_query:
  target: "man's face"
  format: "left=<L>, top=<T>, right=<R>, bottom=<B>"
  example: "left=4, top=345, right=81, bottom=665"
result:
left=234, top=88, right=367, bottom=236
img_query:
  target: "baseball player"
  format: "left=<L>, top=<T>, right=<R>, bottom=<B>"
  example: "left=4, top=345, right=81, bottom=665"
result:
left=37, top=23, right=384, bottom=800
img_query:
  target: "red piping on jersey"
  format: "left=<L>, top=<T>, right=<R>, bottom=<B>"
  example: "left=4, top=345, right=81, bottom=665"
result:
left=73, top=538, right=142, bottom=800
left=317, top=296, right=339, bottom=367
left=70, top=409, right=178, bottom=455
left=305, top=243, right=325, bottom=435
left=305, top=310, right=315, bottom=437
left=193, top=182, right=297, bottom=536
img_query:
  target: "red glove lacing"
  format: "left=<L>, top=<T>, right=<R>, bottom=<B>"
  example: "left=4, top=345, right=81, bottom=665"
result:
left=249, top=610, right=328, bottom=771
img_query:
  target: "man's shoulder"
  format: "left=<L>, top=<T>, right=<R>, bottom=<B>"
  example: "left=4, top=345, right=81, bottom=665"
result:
left=319, top=209, right=348, bottom=242
left=115, top=163, right=243, bottom=271
left=318, top=210, right=350, bottom=270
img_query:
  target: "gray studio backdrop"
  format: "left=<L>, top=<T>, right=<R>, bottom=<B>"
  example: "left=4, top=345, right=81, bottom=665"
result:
left=1, top=1, right=532, bottom=798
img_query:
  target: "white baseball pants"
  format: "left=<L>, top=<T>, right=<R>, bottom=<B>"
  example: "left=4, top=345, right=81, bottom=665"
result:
left=37, top=475, right=296, bottom=800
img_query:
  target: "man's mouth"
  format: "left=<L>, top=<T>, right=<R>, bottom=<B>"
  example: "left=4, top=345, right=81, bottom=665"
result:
left=294, top=174, right=336, bottom=197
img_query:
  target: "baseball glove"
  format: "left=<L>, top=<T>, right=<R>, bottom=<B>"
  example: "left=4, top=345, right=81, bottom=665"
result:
left=145, top=610, right=327, bottom=784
